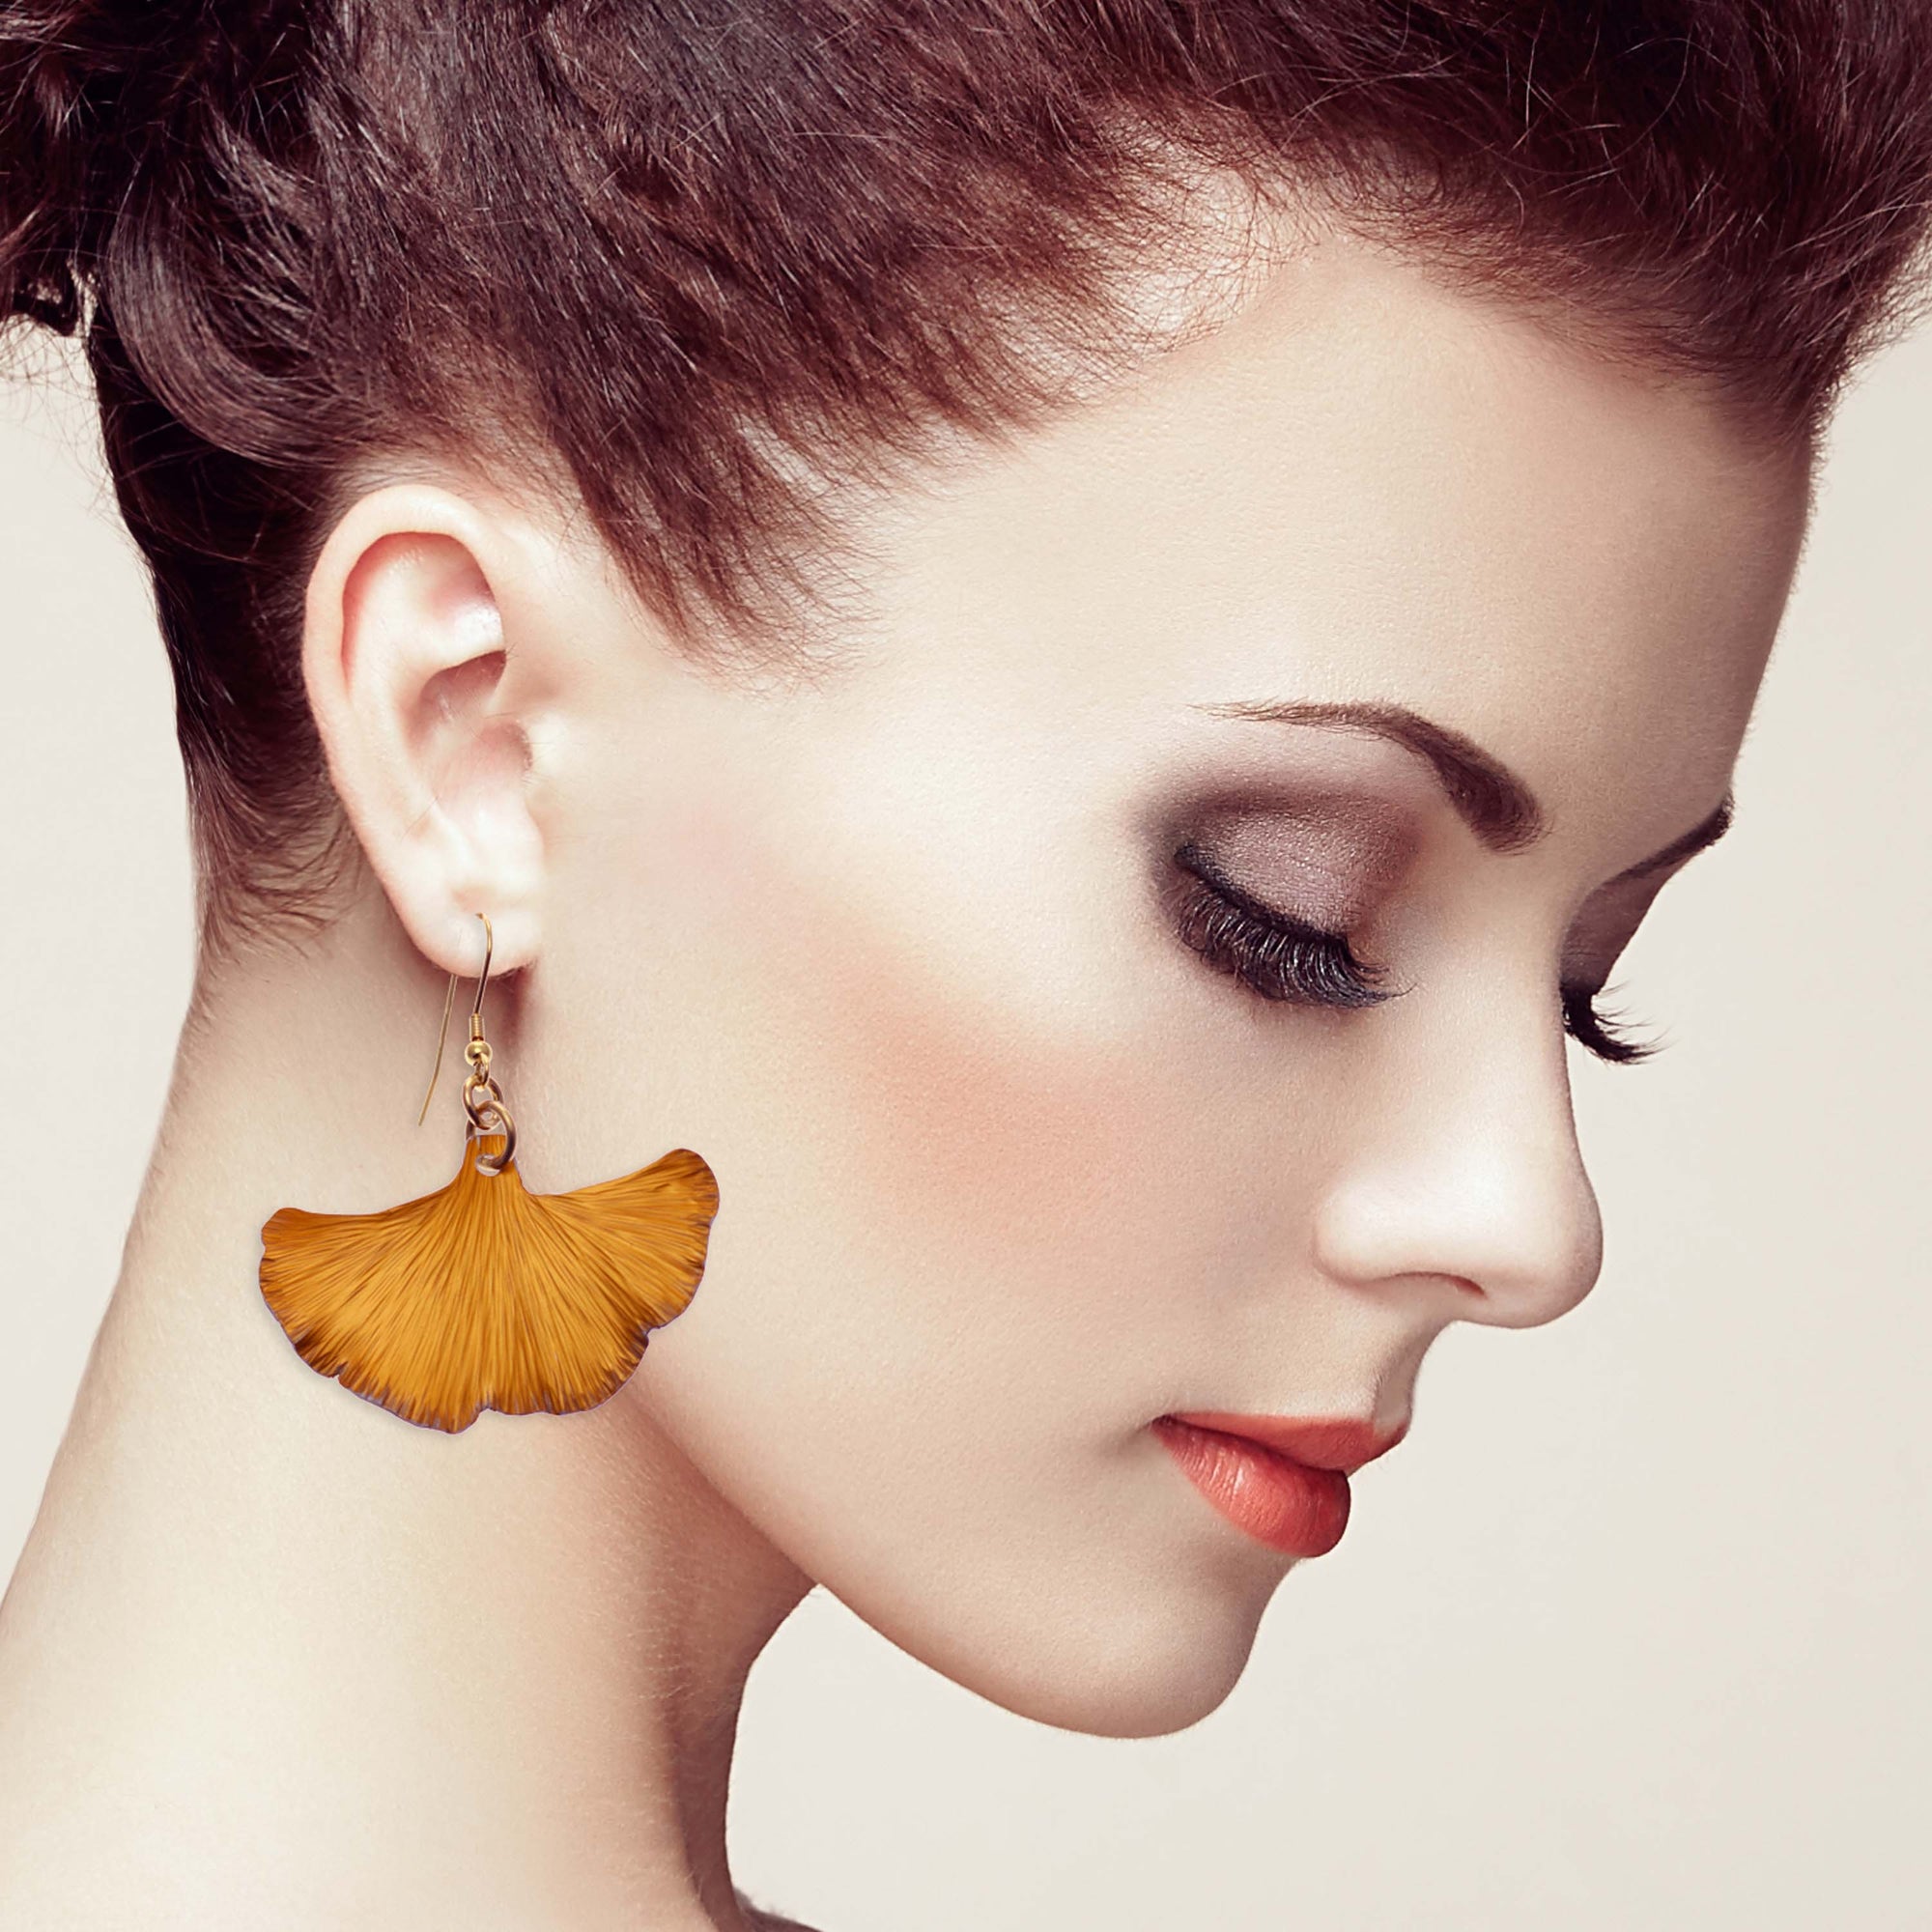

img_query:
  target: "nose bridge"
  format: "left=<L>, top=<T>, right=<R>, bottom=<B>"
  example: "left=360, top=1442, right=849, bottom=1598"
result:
left=1312, top=990, right=1605, bottom=1329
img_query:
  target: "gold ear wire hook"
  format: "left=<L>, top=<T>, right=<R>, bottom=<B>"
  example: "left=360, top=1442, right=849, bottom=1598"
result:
left=416, top=913, right=496, bottom=1125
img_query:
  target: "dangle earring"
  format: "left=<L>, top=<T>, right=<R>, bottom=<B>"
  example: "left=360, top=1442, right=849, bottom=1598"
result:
left=259, top=913, right=720, bottom=1434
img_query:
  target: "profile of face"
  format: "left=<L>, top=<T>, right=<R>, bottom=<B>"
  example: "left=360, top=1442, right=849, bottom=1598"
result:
left=315, top=225, right=1806, bottom=1739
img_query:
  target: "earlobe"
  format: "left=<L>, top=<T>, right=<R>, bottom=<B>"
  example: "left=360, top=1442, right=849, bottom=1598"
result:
left=302, top=485, right=547, bottom=979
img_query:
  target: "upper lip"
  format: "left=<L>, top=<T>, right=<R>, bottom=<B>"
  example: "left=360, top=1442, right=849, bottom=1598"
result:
left=1161, top=1410, right=1410, bottom=1475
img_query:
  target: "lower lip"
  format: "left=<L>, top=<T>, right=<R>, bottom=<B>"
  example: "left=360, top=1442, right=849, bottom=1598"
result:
left=1152, top=1415, right=1351, bottom=1557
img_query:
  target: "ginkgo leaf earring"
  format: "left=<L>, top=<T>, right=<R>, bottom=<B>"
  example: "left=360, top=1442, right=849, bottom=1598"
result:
left=259, top=913, right=719, bottom=1434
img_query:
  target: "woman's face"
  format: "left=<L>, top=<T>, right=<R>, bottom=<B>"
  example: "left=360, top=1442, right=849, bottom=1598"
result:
left=531, top=227, right=1808, bottom=1734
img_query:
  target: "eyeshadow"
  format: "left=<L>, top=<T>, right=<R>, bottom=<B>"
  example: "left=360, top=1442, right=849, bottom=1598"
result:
left=1193, top=797, right=1418, bottom=927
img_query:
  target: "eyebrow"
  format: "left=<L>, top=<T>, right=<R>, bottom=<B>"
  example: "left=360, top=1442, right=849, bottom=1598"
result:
left=1190, top=696, right=1735, bottom=879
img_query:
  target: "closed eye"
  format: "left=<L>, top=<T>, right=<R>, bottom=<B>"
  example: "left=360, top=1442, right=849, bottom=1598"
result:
left=1172, top=842, right=1396, bottom=1009
left=1173, top=841, right=1665, bottom=1065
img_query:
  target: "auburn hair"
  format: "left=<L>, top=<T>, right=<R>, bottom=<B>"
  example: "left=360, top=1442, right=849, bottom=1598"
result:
left=6, top=0, right=1932, bottom=951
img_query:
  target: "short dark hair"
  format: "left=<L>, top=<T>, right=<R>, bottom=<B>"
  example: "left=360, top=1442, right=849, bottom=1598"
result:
left=7, top=1, right=1932, bottom=949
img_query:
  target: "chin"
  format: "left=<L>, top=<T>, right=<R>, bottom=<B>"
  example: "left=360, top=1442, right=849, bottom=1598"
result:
left=850, top=1560, right=1280, bottom=1739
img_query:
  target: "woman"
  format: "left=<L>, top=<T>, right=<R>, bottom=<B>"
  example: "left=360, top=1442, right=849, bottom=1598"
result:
left=3, top=3, right=1930, bottom=1926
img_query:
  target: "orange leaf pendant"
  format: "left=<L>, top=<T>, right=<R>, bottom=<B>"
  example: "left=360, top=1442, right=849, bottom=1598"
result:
left=259, top=1133, right=720, bottom=1434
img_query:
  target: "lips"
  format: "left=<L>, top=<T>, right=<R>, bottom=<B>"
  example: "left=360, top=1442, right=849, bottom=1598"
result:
left=1163, top=1409, right=1408, bottom=1476
left=1152, top=1409, right=1408, bottom=1558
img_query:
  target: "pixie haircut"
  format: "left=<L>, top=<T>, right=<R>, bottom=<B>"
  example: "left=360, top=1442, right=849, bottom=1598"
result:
left=7, top=0, right=1932, bottom=949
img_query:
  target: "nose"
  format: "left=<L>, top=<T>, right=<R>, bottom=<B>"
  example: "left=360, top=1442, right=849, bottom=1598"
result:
left=1309, top=995, right=1605, bottom=1330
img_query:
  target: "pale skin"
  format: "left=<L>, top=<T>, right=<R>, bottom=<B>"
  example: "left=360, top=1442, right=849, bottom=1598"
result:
left=0, top=224, right=1807, bottom=1928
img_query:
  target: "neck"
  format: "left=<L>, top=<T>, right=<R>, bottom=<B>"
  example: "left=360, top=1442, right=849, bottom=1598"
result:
left=0, top=892, right=810, bottom=1930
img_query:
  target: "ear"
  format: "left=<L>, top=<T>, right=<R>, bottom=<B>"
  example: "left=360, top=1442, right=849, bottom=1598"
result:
left=301, top=482, right=552, bottom=979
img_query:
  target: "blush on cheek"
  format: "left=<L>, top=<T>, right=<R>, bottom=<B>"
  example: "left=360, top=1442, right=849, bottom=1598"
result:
left=763, top=865, right=1253, bottom=1329
left=654, top=781, right=1298, bottom=1381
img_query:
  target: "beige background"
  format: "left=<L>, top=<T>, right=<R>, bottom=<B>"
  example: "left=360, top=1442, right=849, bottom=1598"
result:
left=3, top=315, right=1927, bottom=1929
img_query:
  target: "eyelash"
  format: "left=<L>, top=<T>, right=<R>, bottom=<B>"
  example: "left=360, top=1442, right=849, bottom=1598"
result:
left=1558, top=983, right=1662, bottom=1065
left=1171, top=842, right=1662, bottom=1065
left=1173, top=843, right=1395, bottom=1010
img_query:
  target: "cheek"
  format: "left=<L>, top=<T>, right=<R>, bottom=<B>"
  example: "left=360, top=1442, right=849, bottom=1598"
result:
left=739, top=822, right=1299, bottom=1389
left=814, top=914, right=1196, bottom=1306
left=634, top=782, right=1304, bottom=1460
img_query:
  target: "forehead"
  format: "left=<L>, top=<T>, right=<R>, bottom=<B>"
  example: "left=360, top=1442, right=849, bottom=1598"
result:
left=850, top=225, right=1810, bottom=867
